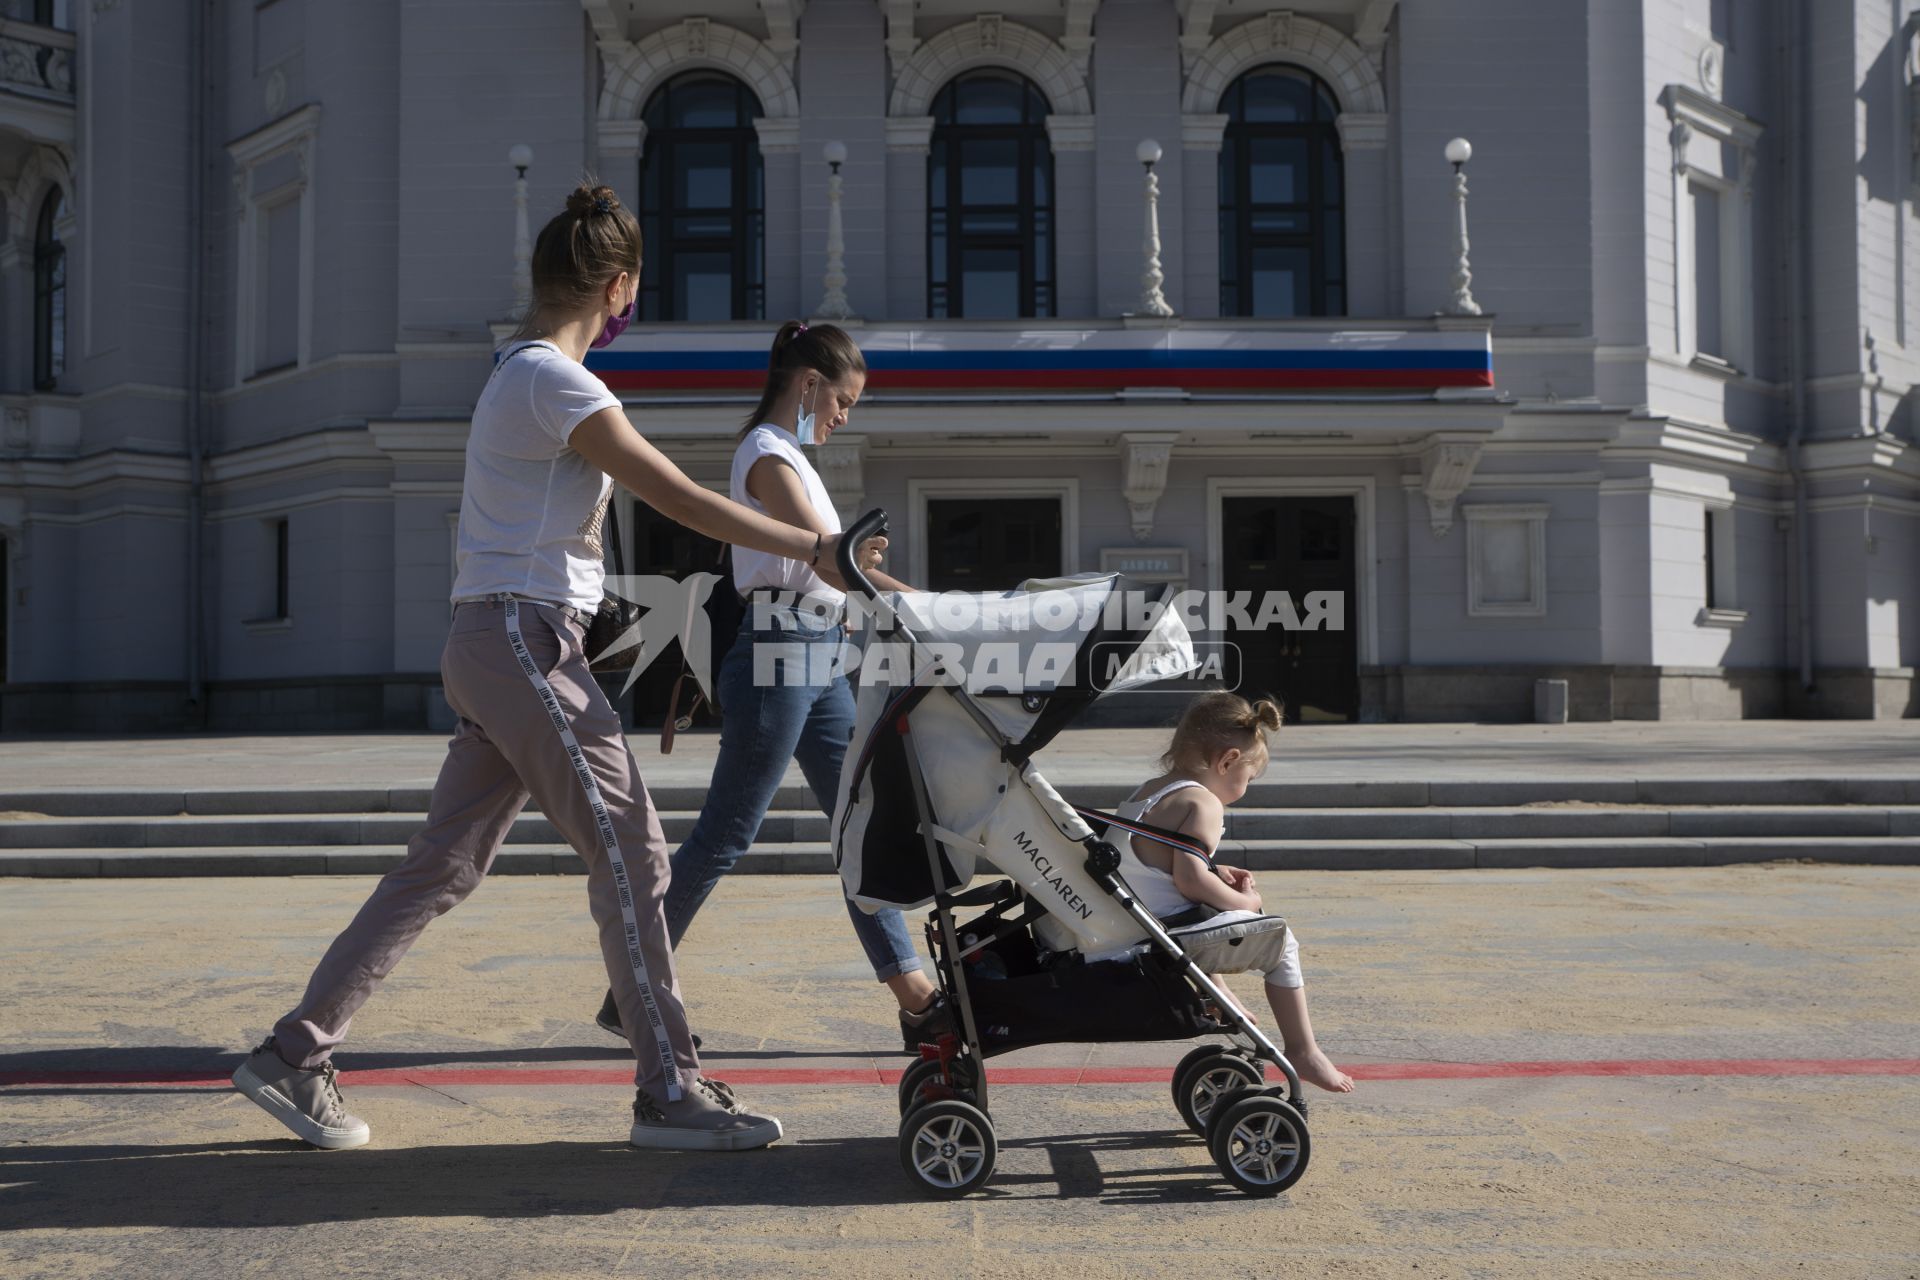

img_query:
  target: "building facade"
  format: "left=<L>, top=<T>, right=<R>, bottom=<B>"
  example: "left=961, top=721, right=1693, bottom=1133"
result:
left=0, top=0, right=1915, bottom=732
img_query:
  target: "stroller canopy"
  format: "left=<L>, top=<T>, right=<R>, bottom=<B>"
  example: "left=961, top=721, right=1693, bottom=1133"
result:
left=835, top=575, right=1197, bottom=922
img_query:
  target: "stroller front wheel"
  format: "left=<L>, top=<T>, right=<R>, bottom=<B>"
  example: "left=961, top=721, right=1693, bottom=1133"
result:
left=1209, top=1094, right=1310, bottom=1197
left=900, top=1099, right=998, bottom=1197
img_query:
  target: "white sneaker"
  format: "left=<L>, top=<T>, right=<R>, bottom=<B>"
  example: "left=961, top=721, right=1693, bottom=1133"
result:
left=231, top=1037, right=371, bottom=1150
left=628, top=1077, right=782, bottom=1151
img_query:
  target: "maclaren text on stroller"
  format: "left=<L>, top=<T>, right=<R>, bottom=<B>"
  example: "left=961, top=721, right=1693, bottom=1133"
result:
left=830, top=510, right=1312, bottom=1198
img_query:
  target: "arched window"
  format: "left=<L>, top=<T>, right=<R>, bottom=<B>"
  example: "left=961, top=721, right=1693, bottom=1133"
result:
left=639, top=72, right=765, bottom=322
left=1218, top=65, right=1345, bottom=317
left=33, top=189, right=65, bottom=391
left=928, top=70, right=1055, bottom=319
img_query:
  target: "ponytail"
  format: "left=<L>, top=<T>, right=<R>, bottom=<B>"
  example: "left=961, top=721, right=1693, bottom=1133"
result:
left=1159, top=692, right=1283, bottom=772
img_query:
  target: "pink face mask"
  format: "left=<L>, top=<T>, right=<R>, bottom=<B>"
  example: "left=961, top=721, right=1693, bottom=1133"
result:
left=592, top=299, right=634, bottom=349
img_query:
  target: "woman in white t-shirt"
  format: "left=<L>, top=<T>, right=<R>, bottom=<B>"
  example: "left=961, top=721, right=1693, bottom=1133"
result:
left=593, top=322, right=948, bottom=1051
left=231, top=185, right=880, bottom=1155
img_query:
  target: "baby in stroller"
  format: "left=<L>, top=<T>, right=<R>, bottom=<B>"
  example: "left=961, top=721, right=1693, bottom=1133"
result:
left=1098, top=691, right=1354, bottom=1094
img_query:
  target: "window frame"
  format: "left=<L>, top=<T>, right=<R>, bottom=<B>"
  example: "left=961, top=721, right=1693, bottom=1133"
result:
left=1217, top=63, right=1347, bottom=319
left=926, top=69, right=1057, bottom=320
left=637, top=71, right=766, bottom=323
left=227, top=104, right=319, bottom=383
left=1664, top=86, right=1761, bottom=376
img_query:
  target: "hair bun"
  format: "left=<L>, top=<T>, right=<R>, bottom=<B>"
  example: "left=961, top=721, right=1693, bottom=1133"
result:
left=1249, top=698, right=1284, bottom=732
left=566, top=184, right=621, bottom=218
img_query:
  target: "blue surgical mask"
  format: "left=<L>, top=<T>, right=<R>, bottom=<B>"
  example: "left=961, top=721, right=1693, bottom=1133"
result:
left=795, top=383, right=818, bottom=446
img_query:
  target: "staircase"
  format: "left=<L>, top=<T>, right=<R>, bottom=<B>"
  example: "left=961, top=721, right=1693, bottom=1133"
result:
left=4, top=776, right=1916, bottom=876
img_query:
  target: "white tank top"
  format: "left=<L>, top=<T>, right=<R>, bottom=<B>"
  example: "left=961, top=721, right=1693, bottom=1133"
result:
left=1112, top=779, right=1211, bottom=920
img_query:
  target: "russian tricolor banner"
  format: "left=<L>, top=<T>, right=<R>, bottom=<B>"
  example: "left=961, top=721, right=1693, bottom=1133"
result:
left=586, top=325, right=1494, bottom=394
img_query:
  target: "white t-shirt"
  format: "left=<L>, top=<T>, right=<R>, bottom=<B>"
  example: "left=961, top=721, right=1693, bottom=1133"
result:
left=730, top=424, right=844, bottom=604
left=450, top=341, right=623, bottom=610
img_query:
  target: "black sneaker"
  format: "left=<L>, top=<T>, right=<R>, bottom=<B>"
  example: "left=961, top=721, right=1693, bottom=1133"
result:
left=899, top=993, right=954, bottom=1053
left=596, top=989, right=700, bottom=1050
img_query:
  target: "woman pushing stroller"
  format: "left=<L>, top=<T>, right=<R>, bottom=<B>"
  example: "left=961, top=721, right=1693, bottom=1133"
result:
left=596, top=320, right=950, bottom=1051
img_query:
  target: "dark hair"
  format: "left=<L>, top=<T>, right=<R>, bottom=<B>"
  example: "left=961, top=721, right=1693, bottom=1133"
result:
left=511, top=182, right=642, bottom=341
left=738, top=321, right=868, bottom=438
left=1159, top=693, right=1283, bottom=772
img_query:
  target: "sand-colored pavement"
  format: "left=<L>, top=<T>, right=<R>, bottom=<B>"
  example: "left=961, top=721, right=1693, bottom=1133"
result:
left=3, top=866, right=1918, bottom=1279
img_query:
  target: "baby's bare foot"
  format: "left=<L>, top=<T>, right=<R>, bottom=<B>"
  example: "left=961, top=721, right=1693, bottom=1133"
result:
left=1293, top=1048, right=1354, bottom=1093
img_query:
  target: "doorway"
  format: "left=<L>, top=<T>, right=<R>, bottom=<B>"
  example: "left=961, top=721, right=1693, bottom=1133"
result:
left=1219, top=494, right=1359, bottom=722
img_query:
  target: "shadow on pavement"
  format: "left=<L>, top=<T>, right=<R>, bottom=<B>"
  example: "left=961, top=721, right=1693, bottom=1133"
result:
left=0, top=1129, right=1266, bottom=1220
left=0, top=1136, right=918, bottom=1224
left=0, top=1044, right=875, bottom=1083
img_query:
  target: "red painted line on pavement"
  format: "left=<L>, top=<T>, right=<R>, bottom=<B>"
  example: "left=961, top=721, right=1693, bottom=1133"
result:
left=4, top=1058, right=1918, bottom=1090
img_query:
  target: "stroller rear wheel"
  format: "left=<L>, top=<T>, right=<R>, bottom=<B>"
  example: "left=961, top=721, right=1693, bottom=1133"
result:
left=1208, top=1094, right=1310, bottom=1197
left=1174, top=1050, right=1265, bottom=1135
left=900, top=1099, right=997, bottom=1197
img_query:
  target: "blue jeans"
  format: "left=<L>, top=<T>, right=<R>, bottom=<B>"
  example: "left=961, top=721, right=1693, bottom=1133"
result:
left=664, top=614, right=926, bottom=981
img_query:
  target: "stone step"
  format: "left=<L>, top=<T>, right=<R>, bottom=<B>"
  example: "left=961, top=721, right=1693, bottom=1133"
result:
left=4, top=775, right=1918, bottom=818
left=5, top=804, right=1918, bottom=850
left=6, top=836, right=1919, bottom=878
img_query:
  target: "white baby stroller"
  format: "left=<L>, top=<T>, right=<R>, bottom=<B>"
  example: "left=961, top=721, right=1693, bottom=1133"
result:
left=830, top=510, right=1311, bottom=1199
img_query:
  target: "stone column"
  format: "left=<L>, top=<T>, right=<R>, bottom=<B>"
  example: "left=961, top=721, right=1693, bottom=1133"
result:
left=1335, top=113, right=1390, bottom=317
left=885, top=116, right=933, bottom=318
left=597, top=120, right=646, bottom=215
left=1046, top=115, right=1097, bottom=318
left=1180, top=113, right=1226, bottom=319
left=755, top=118, right=802, bottom=320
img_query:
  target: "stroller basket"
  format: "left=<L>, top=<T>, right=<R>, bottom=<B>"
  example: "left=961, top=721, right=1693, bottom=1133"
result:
left=935, top=897, right=1228, bottom=1055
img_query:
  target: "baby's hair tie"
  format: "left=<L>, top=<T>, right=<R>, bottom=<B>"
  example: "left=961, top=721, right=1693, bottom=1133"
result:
left=593, top=195, right=613, bottom=214
left=795, top=322, right=809, bottom=334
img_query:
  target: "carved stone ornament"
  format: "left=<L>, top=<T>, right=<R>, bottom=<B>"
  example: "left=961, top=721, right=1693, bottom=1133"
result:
left=977, top=13, right=1002, bottom=53
left=1697, top=43, right=1722, bottom=97
left=1119, top=432, right=1178, bottom=541
left=1418, top=439, right=1484, bottom=536
left=1669, top=120, right=1692, bottom=176
left=1266, top=10, right=1294, bottom=52
left=685, top=17, right=708, bottom=58
left=3, top=406, right=28, bottom=451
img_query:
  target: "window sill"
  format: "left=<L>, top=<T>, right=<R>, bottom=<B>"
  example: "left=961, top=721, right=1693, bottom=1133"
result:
left=1688, top=353, right=1741, bottom=380
left=1696, top=607, right=1747, bottom=629
left=243, top=616, right=294, bottom=633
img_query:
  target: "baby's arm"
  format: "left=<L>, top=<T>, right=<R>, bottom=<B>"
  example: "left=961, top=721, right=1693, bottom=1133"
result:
left=1160, top=790, right=1262, bottom=914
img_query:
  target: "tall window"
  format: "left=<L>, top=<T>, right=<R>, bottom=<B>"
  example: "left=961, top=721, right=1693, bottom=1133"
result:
left=638, top=72, right=765, bottom=322
left=1218, top=65, right=1346, bottom=317
left=927, top=70, right=1055, bottom=319
left=33, top=190, right=65, bottom=391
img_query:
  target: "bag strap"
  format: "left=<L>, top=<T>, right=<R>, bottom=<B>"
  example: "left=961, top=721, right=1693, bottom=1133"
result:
left=607, top=500, right=626, bottom=580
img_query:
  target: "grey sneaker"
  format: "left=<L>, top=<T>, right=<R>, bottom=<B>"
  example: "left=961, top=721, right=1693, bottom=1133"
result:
left=628, top=1076, right=782, bottom=1151
left=231, top=1036, right=370, bottom=1150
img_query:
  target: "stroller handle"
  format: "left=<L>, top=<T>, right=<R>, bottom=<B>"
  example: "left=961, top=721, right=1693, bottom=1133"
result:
left=836, top=507, right=890, bottom=605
